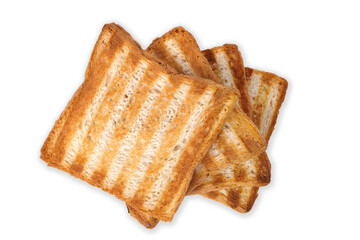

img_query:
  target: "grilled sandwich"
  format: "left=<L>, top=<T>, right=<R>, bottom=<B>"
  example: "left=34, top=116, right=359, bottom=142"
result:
left=127, top=27, right=270, bottom=228
left=40, top=23, right=240, bottom=221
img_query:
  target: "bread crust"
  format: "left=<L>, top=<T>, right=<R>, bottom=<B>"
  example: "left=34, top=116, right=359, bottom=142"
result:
left=127, top=205, right=160, bottom=229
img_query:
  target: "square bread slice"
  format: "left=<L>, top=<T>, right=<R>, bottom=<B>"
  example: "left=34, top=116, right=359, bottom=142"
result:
left=40, top=23, right=239, bottom=221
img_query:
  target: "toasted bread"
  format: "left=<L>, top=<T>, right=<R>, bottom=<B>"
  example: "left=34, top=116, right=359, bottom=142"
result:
left=201, top=67, right=288, bottom=212
left=129, top=47, right=287, bottom=227
left=40, top=23, right=239, bottom=221
left=186, top=44, right=272, bottom=194
left=147, top=27, right=266, bottom=165
left=146, top=27, right=268, bottom=190
left=127, top=28, right=268, bottom=228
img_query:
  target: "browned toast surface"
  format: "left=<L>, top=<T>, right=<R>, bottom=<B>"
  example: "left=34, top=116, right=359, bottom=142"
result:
left=40, top=23, right=239, bottom=221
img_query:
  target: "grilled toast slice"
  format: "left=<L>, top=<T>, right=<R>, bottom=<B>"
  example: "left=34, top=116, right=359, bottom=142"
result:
left=127, top=28, right=268, bottom=228
left=202, top=67, right=288, bottom=212
left=40, top=23, right=239, bottom=221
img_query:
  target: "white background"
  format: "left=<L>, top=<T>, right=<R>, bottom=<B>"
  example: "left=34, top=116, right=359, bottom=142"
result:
left=1, top=0, right=359, bottom=239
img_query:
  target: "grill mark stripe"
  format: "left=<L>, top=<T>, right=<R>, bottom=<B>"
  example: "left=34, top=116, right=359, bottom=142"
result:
left=130, top=85, right=203, bottom=205
left=60, top=46, right=130, bottom=168
left=202, top=49, right=217, bottom=70
left=80, top=60, right=149, bottom=179
left=121, top=84, right=191, bottom=199
left=100, top=74, right=169, bottom=189
left=147, top=40, right=183, bottom=73
left=227, top=189, right=241, bottom=209
left=144, top=87, right=215, bottom=210
left=164, top=39, right=194, bottom=75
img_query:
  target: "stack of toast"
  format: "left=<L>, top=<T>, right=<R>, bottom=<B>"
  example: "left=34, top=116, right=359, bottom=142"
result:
left=41, top=23, right=287, bottom=228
